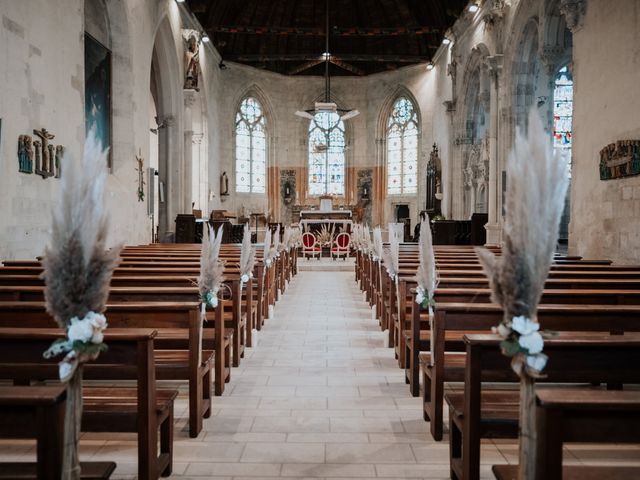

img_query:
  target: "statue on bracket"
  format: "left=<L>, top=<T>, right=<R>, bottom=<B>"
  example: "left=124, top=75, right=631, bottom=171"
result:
left=33, top=128, right=55, bottom=178
left=183, top=32, right=200, bottom=91
left=220, top=171, right=229, bottom=196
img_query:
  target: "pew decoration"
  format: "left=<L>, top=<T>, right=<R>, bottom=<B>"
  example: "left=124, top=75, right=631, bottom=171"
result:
left=280, top=226, right=292, bottom=254
left=263, top=228, right=273, bottom=267
left=372, top=226, right=384, bottom=262
left=475, top=109, right=569, bottom=480
left=40, top=130, right=121, bottom=480
left=382, top=224, right=400, bottom=280
left=270, top=225, right=280, bottom=259
left=198, top=224, right=225, bottom=311
left=239, top=223, right=256, bottom=289
left=414, top=218, right=437, bottom=311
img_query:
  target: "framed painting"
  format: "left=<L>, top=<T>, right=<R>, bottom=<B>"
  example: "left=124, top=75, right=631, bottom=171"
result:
left=84, top=32, right=112, bottom=169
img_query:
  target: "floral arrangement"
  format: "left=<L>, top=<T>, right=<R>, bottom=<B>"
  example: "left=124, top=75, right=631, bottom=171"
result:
left=198, top=224, right=225, bottom=311
left=382, top=224, right=400, bottom=279
left=239, top=223, right=255, bottom=288
left=316, top=223, right=335, bottom=246
left=40, top=131, right=121, bottom=479
left=414, top=218, right=437, bottom=310
left=269, top=225, right=280, bottom=259
left=280, top=226, right=291, bottom=253
left=362, top=224, right=372, bottom=254
left=262, top=228, right=273, bottom=267
left=475, top=109, right=569, bottom=478
left=351, top=224, right=361, bottom=250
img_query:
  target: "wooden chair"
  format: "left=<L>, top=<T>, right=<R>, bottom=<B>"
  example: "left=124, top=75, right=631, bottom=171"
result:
left=331, top=232, right=351, bottom=260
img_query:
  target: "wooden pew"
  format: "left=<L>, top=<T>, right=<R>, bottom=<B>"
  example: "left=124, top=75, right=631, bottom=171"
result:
left=0, top=385, right=116, bottom=480
left=448, top=333, right=640, bottom=480
left=492, top=388, right=640, bottom=480
left=418, top=303, right=640, bottom=440
left=0, top=301, right=214, bottom=438
left=0, top=328, right=175, bottom=480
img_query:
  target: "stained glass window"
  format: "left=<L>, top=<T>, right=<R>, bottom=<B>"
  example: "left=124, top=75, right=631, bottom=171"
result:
left=553, top=66, right=573, bottom=177
left=235, top=97, right=266, bottom=193
left=387, top=97, right=418, bottom=195
left=308, top=111, right=346, bottom=196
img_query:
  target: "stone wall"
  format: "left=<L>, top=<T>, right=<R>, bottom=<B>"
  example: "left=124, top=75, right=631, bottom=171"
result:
left=570, top=0, right=640, bottom=263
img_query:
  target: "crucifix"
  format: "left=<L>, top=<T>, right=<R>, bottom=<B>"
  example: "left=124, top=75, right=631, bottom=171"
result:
left=135, top=149, right=145, bottom=201
left=33, top=128, right=55, bottom=177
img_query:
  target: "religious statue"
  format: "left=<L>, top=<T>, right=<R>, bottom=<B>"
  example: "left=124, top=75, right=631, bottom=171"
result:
left=33, top=128, right=55, bottom=178
left=17, top=135, right=33, bottom=173
left=33, top=140, right=42, bottom=172
left=220, top=171, right=229, bottom=196
left=135, top=149, right=145, bottom=201
left=55, top=145, right=64, bottom=178
left=184, top=33, right=200, bottom=91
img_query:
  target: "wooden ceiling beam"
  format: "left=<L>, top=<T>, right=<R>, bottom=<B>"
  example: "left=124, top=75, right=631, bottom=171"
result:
left=330, top=57, right=366, bottom=76
left=287, top=58, right=325, bottom=75
left=225, top=53, right=430, bottom=63
left=205, top=25, right=442, bottom=36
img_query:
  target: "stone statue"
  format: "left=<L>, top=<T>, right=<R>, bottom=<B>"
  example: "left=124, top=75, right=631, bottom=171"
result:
left=17, top=135, right=33, bottom=173
left=33, top=140, right=42, bottom=172
left=47, top=144, right=56, bottom=174
left=184, top=34, right=200, bottom=91
left=55, top=145, right=64, bottom=178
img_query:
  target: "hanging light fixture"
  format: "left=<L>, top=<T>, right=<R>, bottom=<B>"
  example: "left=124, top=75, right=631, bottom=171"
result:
left=294, top=0, right=359, bottom=122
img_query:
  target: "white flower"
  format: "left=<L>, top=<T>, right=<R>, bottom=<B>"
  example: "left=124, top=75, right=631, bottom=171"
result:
left=67, top=317, right=94, bottom=343
left=415, top=292, right=424, bottom=305
left=511, top=316, right=539, bottom=336
left=241, top=274, right=250, bottom=283
left=518, top=331, right=544, bottom=354
left=87, top=312, right=107, bottom=330
left=526, top=353, right=548, bottom=372
left=491, top=323, right=511, bottom=338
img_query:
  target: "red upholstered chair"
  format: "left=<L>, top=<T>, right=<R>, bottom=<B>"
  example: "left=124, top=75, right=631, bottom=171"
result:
left=331, top=232, right=351, bottom=260
left=301, top=232, right=321, bottom=260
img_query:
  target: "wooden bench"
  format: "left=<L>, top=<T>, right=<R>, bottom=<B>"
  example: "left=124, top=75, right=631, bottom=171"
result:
left=0, top=301, right=214, bottom=438
left=447, top=333, right=640, bottom=480
left=418, top=303, right=640, bottom=440
left=492, top=388, right=640, bottom=480
left=0, top=385, right=116, bottom=480
left=0, top=328, right=175, bottom=480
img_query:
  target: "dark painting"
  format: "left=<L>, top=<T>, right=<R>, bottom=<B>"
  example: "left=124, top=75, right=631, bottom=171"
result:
left=84, top=33, right=111, bottom=168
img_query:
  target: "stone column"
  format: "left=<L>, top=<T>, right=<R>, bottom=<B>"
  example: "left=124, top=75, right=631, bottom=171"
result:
left=184, top=90, right=198, bottom=214
left=485, top=54, right=503, bottom=245
left=443, top=100, right=456, bottom=219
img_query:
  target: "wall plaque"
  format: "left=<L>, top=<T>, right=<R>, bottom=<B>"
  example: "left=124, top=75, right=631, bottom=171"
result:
left=599, top=140, right=640, bottom=180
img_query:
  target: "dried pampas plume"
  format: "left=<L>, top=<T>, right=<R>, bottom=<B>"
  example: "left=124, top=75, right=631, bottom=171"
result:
left=240, top=223, right=256, bottom=279
left=476, top=108, right=569, bottom=321
left=41, top=130, right=121, bottom=326
left=382, top=224, right=400, bottom=278
left=372, top=227, right=384, bottom=260
left=199, top=224, right=225, bottom=299
left=263, top=228, right=272, bottom=264
left=416, top=217, right=437, bottom=294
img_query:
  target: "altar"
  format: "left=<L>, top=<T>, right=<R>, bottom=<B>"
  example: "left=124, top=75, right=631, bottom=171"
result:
left=299, top=209, right=352, bottom=232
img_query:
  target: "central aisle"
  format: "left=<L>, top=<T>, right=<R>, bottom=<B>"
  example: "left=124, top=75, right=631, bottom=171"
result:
left=176, top=270, right=505, bottom=479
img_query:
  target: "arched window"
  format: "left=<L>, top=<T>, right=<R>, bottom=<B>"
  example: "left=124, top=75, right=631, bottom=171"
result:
left=308, top=111, right=346, bottom=196
left=235, top=97, right=266, bottom=193
left=387, top=97, right=418, bottom=195
left=553, top=65, right=573, bottom=177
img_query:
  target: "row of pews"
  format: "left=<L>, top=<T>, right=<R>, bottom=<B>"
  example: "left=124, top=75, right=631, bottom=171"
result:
left=355, top=243, right=640, bottom=480
left=0, top=240, right=298, bottom=479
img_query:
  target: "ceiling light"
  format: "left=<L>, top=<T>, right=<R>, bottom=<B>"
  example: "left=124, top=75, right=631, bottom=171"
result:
left=426, top=62, right=434, bottom=71
left=442, top=37, right=451, bottom=46
left=201, top=33, right=210, bottom=43
left=468, top=3, right=479, bottom=13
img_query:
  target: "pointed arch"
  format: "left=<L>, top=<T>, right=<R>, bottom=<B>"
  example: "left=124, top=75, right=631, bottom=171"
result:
left=378, top=86, right=421, bottom=196
left=233, top=90, right=269, bottom=194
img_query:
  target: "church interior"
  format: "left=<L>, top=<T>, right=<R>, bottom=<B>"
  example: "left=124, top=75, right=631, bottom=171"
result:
left=1, top=0, right=640, bottom=479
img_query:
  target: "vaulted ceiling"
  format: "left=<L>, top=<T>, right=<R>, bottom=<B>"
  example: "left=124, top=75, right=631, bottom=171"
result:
left=186, top=0, right=468, bottom=76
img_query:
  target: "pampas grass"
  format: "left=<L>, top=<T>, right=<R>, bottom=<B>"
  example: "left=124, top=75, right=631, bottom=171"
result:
left=383, top=224, right=400, bottom=278
left=42, top=131, right=121, bottom=326
left=476, top=109, right=569, bottom=326
left=263, top=228, right=272, bottom=265
left=372, top=226, right=384, bottom=260
left=198, top=224, right=225, bottom=302
left=415, top=217, right=437, bottom=297
left=239, top=223, right=255, bottom=280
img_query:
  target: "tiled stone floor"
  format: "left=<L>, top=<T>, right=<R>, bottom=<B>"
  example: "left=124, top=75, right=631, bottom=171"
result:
left=1, top=270, right=639, bottom=478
